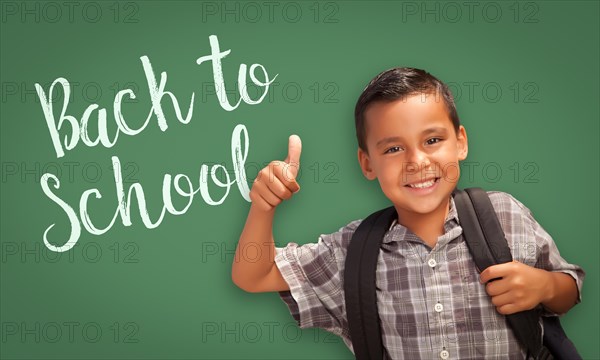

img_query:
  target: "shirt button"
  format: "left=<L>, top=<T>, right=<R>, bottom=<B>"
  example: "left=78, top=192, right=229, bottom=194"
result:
left=434, top=303, right=444, bottom=312
left=428, top=258, right=437, bottom=267
left=440, top=350, right=450, bottom=359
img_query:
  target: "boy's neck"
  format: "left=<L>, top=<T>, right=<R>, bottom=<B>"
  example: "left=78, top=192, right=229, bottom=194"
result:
left=395, top=196, right=451, bottom=249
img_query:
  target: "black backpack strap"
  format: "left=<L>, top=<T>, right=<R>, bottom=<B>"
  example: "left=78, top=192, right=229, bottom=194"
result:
left=542, top=316, right=582, bottom=360
left=344, top=206, right=397, bottom=360
left=453, top=188, right=552, bottom=360
left=452, top=188, right=512, bottom=270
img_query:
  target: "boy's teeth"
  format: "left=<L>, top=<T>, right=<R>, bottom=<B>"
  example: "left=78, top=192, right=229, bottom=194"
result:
left=408, top=178, right=436, bottom=188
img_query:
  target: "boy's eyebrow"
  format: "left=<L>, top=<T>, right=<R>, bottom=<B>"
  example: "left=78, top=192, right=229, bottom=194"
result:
left=376, top=136, right=403, bottom=148
left=422, top=126, right=448, bottom=136
left=375, top=127, right=448, bottom=148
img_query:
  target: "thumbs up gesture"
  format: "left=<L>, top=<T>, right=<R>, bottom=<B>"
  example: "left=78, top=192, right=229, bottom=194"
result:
left=250, top=135, right=302, bottom=212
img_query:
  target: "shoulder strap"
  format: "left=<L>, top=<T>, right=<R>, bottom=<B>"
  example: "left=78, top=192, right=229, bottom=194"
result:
left=344, top=206, right=396, bottom=360
left=453, top=188, right=552, bottom=360
left=451, top=188, right=512, bottom=270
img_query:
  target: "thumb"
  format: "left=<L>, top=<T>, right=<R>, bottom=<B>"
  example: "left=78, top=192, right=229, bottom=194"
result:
left=284, top=134, right=302, bottom=177
left=284, top=134, right=302, bottom=165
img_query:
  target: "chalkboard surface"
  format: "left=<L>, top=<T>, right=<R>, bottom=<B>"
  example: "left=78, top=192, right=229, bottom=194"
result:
left=1, top=1, right=598, bottom=358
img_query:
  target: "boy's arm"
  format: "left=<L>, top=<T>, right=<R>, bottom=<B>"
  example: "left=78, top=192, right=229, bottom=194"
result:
left=480, top=261, right=578, bottom=315
left=480, top=192, right=584, bottom=316
left=541, top=270, right=579, bottom=314
left=231, top=135, right=301, bottom=293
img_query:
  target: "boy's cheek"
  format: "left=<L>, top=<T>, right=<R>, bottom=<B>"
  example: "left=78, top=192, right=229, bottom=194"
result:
left=378, top=177, right=401, bottom=196
left=441, top=162, right=461, bottom=183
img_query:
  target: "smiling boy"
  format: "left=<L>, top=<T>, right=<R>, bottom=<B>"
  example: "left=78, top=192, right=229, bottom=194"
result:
left=232, top=68, right=584, bottom=359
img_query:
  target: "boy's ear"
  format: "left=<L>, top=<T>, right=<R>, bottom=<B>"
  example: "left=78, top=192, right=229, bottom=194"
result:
left=457, top=125, right=468, bottom=160
left=358, top=148, right=377, bottom=180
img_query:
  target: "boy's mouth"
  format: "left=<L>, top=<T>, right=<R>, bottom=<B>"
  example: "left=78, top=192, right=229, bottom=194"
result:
left=404, top=177, right=440, bottom=189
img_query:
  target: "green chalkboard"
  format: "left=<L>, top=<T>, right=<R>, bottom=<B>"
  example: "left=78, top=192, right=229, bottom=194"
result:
left=1, top=1, right=598, bottom=358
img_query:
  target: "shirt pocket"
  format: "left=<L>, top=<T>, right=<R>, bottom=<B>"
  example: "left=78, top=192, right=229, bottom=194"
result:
left=446, top=241, right=483, bottom=304
left=376, top=264, right=430, bottom=349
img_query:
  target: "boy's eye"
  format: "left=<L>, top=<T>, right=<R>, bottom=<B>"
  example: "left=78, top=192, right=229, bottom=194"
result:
left=384, top=146, right=402, bottom=154
left=426, top=137, right=442, bottom=145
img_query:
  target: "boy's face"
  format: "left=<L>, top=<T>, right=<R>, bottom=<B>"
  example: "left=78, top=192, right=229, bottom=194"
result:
left=358, top=93, right=468, bottom=219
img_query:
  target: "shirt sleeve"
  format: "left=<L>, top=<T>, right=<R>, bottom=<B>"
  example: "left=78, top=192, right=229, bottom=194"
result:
left=274, top=220, right=361, bottom=336
left=503, top=193, right=586, bottom=316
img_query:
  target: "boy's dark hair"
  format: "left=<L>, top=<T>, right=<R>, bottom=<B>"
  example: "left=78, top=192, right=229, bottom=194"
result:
left=354, top=67, right=460, bottom=152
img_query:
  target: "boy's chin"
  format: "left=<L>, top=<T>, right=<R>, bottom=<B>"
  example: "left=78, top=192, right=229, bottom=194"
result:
left=403, top=201, right=448, bottom=216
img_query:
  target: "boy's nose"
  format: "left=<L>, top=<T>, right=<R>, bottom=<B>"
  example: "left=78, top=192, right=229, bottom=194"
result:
left=403, top=148, right=431, bottom=170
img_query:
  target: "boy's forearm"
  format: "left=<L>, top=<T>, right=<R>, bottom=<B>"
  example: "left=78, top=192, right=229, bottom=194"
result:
left=541, top=271, right=579, bottom=315
left=232, top=204, right=278, bottom=290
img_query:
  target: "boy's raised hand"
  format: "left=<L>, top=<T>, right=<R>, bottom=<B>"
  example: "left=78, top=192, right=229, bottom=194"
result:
left=249, top=135, right=302, bottom=212
left=479, top=260, right=552, bottom=315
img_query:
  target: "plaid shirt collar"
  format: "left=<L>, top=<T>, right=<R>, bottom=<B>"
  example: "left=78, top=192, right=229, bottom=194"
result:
left=383, top=195, right=460, bottom=244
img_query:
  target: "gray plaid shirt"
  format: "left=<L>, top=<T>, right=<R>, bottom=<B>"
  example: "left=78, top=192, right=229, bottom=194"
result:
left=274, top=191, right=585, bottom=359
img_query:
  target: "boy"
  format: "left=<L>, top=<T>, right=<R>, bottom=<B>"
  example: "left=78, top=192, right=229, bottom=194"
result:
left=232, top=68, right=585, bottom=359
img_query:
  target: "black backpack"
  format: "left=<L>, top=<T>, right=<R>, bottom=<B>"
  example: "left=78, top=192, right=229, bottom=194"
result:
left=344, top=187, right=580, bottom=360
